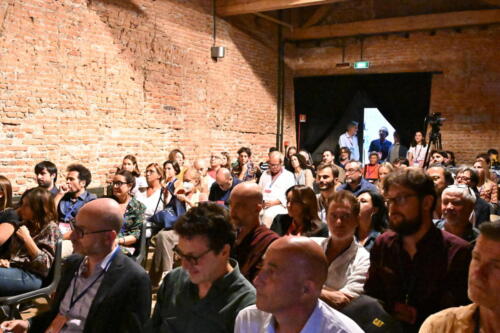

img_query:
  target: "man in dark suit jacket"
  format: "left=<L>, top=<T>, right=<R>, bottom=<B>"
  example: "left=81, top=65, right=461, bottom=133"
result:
left=1, top=198, right=151, bottom=333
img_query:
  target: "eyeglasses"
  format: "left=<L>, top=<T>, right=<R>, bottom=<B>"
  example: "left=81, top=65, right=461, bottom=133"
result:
left=112, top=181, right=129, bottom=187
left=345, top=168, right=360, bottom=174
left=456, top=175, right=471, bottom=182
left=145, top=169, right=157, bottom=174
left=269, top=163, right=281, bottom=167
left=384, top=193, right=418, bottom=206
left=173, top=245, right=212, bottom=266
left=70, top=221, right=113, bottom=238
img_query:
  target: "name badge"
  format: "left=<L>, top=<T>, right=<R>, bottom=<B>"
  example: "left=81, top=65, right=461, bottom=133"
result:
left=264, top=189, right=272, bottom=194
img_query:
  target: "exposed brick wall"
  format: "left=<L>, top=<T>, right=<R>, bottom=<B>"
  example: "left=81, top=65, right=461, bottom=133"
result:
left=287, top=25, right=500, bottom=164
left=0, top=0, right=296, bottom=194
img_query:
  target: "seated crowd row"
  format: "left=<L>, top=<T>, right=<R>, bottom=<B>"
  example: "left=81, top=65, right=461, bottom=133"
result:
left=0, top=144, right=498, bottom=333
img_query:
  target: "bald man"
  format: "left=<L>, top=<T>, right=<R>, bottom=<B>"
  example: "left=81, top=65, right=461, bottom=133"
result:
left=258, top=151, right=295, bottom=227
left=193, top=158, right=214, bottom=193
left=230, top=183, right=279, bottom=283
left=235, top=237, right=362, bottom=332
left=2, top=199, right=151, bottom=333
left=209, top=167, right=241, bottom=208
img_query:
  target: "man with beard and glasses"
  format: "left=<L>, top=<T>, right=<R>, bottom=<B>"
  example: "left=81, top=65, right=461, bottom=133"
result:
left=315, top=164, right=340, bottom=222
left=364, top=168, right=472, bottom=332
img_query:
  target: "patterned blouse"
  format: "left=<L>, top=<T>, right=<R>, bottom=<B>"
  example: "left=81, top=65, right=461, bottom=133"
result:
left=6, top=221, right=61, bottom=278
left=120, top=197, right=146, bottom=240
left=479, top=180, right=498, bottom=206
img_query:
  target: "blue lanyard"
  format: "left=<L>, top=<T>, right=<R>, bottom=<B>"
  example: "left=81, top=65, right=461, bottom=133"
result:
left=69, top=247, right=119, bottom=310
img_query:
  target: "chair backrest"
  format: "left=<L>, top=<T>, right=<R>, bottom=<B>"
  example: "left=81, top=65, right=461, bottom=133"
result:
left=43, top=239, right=63, bottom=290
left=133, top=221, right=147, bottom=265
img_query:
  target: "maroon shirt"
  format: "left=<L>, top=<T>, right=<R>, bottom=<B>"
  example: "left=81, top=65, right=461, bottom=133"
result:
left=364, top=225, right=472, bottom=331
left=231, top=225, right=279, bottom=284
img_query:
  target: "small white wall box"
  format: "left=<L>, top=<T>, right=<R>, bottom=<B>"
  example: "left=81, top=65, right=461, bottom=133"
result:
left=211, top=46, right=225, bottom=59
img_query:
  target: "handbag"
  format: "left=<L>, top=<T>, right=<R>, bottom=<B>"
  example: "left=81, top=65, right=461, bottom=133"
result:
left=148, top=183, right=186, bottom=231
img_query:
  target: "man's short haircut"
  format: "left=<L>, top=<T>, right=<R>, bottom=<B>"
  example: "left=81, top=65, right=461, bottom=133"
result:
left=67, top=164, right=92, bottom=188
left=34, top=161, right=58, bottom=183
left=316, top=163, right=339, bottom=178
left=428, top=164, right=454, bottom=186
left=174, top=202, right=236, bottom=252
left=442, top=184, right=476, bottom=205
left=393, top=131, right=400, bottom=140
left=237, top=147, right=252, bottom=157
left=384, top=168, right=436, bottom=212
left=347, top=121, right=358, bottom=129
left=476, top=153, right=490, bottom=165
left=456, top=166, right=479, bottom=185
left=339, top=146, right=351, bottom=158
left=328, top=190, right=360, bottom=216
left=487, top=148, right=498, bottom=155
left=346, top=160, right=362, bottom=171
left=268, top=147, right=278, bottom=154
left=478, top=220, right=500, bottom=241
left=394, top=158, right=410, bottom=166
left=369, top=151, right=379, bottom=159
left=322, top=149, right=334, bottom=156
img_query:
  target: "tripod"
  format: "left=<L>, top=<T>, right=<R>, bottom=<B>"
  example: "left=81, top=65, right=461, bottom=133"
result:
left=423, top=125, right=442, bottom=168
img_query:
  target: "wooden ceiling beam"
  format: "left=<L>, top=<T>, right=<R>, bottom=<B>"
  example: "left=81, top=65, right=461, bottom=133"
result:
left=287, top=9, right=500, bottom=40
left=217, top=0, right=348, bottom=17
left=301, top=4, right=333, bottom=28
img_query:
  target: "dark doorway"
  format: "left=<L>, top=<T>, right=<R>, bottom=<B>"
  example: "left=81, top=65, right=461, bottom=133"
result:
left=294, top=73, right=433, bottom=163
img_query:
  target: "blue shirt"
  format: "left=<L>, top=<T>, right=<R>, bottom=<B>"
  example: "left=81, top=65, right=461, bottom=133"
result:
left=58, top=191, right=97, bottom=222
left=337, top=179, right=378, bottom=196
left=208, top=178, right=242, bottom=208
left=368, top=139, right=392, bottom=161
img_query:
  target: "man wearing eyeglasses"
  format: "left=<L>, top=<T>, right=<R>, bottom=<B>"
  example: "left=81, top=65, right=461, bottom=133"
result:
left=455, top=166, right=491, bottom=226
left=258, top=151, right=295, bottom=227
left=145, top=202, right=256, bottom=333
left=1, top=198, right=151, bottom=333
left=336, top=161, right=378, bottom=196
left=364, top=168, right=472, bottom=332
left=434, top=185, right=479, bottom=243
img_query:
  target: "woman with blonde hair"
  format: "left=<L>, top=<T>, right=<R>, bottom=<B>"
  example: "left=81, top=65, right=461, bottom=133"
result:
left=376, top=162, right=395, bottom=194
left=474, top=159, right=498, bottom=209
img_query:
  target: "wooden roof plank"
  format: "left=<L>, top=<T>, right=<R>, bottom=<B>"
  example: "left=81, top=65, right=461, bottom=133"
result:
left=287, top=9, right=500, bottom=40
left=217, top=0, right=348, bottom=17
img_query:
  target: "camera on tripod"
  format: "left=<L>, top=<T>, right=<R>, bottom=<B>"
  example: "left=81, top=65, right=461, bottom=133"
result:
left=426, top=112, right=446, bottom=130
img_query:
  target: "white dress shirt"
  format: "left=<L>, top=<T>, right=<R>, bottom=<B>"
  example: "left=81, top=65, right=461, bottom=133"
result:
left=339, top=132, right=360, bottom=161
left=258, top=168, right=295, bottom=227
left=235, top=300, right=363, bottom=333
left=315, top=237, right=370, bottom=297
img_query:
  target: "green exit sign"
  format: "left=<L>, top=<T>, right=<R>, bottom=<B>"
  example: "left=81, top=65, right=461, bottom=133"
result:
left=354, top=61, right=370, bottom=69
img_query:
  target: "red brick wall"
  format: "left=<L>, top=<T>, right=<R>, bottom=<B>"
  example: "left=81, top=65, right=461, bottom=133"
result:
left=0, top=0, right=295, bottom=194
left=287, top=25, right=500, bottom=164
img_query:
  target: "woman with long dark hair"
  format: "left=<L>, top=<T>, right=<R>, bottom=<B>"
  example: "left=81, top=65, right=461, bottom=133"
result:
left=407, top=131, right=427, bottom=168
left=271, top=185, right=328, bottom=237
left=0, top=188, right=61, bottom=296
left=232, top=147, right=259, bottom=182
left=120, top=154, right=147, bottom=194
left=290, top=153, right=314, bottom=188
left=0, top=175, right=16, bottom=252
left=356, top=190, right=388, bottom=251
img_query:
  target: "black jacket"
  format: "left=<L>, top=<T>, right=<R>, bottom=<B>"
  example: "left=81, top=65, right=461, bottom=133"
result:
left=30, top=250, right=151, bottom=333
left=270, top=214, right=329, bottom=237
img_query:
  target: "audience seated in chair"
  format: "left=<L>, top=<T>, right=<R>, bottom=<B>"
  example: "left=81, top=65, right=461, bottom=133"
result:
left=0, top=188, right=61, bottom=296
left=1, top=198, right=151, bottom=333
left=419, top=220, right=500, bottom=333
left=271, top=185, right=328, bottom=237
left=235, top=236, right=363, bottom=332
left=145, top=203, right=256, bottom=333
left=110, top=170, right=145, bottom=256
left=135, top=163, right=164, bottom=220
left=229, top=182, right=279, bottom=283
left=316, top=190, right=370, bottom=309
left=356, top=190, right=388, bottom=251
